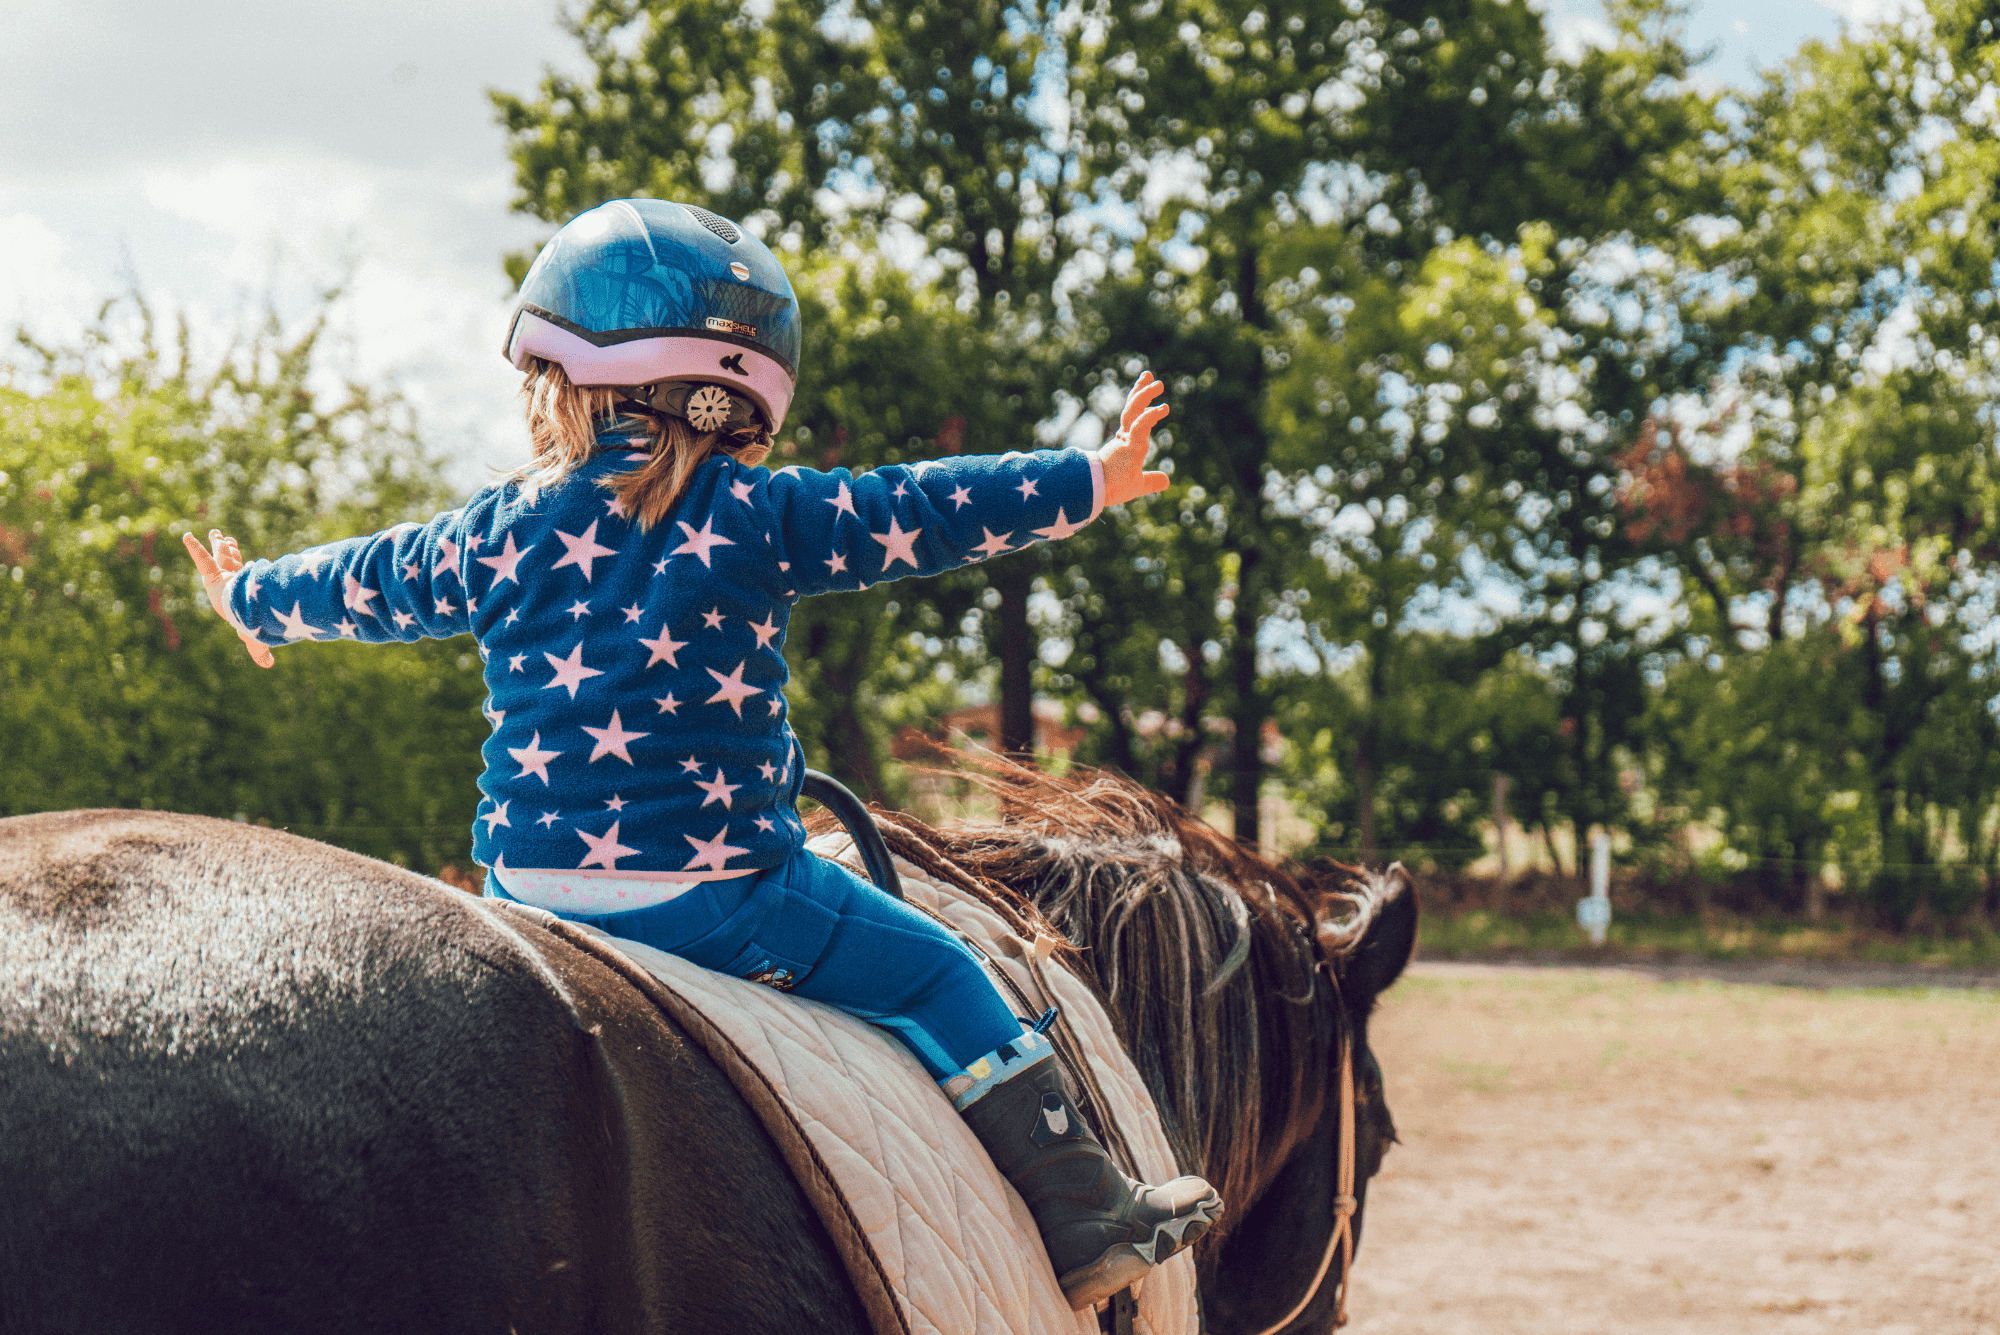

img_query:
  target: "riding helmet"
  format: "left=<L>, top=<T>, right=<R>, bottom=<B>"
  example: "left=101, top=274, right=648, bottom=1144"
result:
left=503, top=198, right=801, bottom=432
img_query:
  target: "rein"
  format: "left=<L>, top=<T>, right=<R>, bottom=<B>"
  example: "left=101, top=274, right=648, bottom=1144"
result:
left=1249, top=974, right=1358, bottom=1335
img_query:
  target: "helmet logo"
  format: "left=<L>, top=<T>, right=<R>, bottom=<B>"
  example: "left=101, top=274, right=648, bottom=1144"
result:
left=718, top=353, right=746, bottom=375
left=706, top=316, right=758, bottom=337
left=729, top=262, right=751, bottom=281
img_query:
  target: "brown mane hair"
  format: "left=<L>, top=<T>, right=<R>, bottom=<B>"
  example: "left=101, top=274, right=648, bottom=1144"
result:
left=812, top=757, right=1397, bottom=1240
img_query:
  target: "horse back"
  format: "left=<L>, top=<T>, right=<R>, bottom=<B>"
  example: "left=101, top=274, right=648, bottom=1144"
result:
left=0, top=810, right=867, bottom=1335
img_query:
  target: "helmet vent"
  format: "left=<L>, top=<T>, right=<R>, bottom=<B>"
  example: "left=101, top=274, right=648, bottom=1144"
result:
left=684, top=206, right=741, bottom=245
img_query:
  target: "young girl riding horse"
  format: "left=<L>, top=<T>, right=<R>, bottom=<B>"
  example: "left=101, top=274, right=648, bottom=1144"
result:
left=184, top=198, right=1219, bottom=1307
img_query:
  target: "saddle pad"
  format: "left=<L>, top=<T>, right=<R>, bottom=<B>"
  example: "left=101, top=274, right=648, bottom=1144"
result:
left=492, top=839, right=1198, bottom=1335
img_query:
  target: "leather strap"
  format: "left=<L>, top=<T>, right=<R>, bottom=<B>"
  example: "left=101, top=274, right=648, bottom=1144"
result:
left=1250, top=1027, right=1357, bottom=1334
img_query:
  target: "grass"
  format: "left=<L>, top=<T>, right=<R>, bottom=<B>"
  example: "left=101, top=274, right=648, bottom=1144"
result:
left=1377, top=966, right=2000, bottom=1102
left=1419, top=906, right=2000, bottom=970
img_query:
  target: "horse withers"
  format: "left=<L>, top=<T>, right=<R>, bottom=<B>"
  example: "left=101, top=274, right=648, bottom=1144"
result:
left=0, top=776, right=1415, bottom=1335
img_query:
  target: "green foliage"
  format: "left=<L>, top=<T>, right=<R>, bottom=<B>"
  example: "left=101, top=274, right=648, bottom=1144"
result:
left=479, top=0, right=2000, bottom=924
left=0, top=303, right=488, bottom=872
left=13, top=0, right=1998, bottom=941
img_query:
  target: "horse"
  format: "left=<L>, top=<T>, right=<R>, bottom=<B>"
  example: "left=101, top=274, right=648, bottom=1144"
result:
left=0, top=766, right=1415, bottom=1335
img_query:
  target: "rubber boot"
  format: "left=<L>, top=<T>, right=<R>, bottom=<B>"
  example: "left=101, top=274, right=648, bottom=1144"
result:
left=949, top=1033, right=1223, bottom=1309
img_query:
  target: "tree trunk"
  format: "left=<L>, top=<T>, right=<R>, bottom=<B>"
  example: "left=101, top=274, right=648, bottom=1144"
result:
left=1226, top=240, right=1270, bottom=846
left=1229, top=545, right=1264, bottom=845
left=992, top=558, right=1035, bottom=756
left=1162, top=652, right=1209, bottom=809
left=1355, top=734, right=1377, bottom=861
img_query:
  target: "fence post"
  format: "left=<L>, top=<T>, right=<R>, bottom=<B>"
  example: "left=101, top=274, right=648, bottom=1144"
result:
left=1577, top=829, right=1611, bottom=946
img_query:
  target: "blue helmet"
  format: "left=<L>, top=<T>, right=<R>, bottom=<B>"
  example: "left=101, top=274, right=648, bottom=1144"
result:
left=504, top=198, right=801, bottom=432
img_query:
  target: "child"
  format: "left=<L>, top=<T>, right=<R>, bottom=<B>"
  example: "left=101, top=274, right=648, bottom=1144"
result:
left=184, top=197, right=1219, bottom=1307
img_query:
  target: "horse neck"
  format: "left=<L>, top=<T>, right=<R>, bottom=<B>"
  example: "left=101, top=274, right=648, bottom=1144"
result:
left=1073, top=881, right=1336, bottom=1227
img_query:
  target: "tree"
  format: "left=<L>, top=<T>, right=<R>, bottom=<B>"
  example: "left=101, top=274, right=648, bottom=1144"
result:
left=0, top=302, right=489, bottom=873
left=1617, top=0, right=2000, bottom=909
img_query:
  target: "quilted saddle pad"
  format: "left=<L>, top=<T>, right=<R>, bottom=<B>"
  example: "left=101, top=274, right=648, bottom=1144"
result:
left=489, top=837, right=1199, bottom=1335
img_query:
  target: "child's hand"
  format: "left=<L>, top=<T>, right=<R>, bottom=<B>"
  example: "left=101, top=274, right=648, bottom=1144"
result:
left=182, top=528, right=275, bottom=669
left=1097, top=372, right=1171, bottom=507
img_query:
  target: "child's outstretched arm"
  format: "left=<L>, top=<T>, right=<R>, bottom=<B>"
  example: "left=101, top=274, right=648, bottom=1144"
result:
left=180, top=502, right=488, bottom=663
left=762, top=374, right=1172, bottom=599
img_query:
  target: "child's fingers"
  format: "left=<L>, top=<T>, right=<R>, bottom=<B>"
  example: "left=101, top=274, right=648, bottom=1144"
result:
left=1120, top=375, right=1165, bottom=432
left=241, top=630, right=275, bottom=669
left=1138, top=469, right=1170, bottom=497
left=181, top=531, right=220, bottom=579
left=1127, top=403, right=1170, bottom=442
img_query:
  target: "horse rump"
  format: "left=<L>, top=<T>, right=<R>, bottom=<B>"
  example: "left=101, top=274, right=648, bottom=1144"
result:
left=0, top=810, right=866, bottom=1335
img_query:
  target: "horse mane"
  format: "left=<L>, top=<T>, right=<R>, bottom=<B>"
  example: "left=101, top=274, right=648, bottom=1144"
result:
left=811, top=757, right=1398, bottom=1236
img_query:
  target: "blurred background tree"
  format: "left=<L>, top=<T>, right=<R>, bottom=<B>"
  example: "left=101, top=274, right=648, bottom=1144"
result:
left=0, top=301, right=488, bottom=872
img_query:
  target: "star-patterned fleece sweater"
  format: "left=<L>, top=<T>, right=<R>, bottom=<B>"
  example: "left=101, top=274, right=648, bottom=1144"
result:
left=226, top=423, right=1104, bottom=903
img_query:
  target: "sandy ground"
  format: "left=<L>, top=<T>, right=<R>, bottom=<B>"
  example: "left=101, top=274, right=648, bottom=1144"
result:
left=1342, top=962, right=2000, bottom=1335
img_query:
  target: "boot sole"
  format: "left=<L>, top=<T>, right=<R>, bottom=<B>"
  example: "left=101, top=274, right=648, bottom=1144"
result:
left=1057, top=1194, right=1223, bottom=1310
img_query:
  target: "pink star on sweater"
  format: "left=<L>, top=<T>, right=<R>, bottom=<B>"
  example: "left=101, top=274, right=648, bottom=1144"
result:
left=508, top=732, right=561, bottom=785
left=294, top=547, right=332, bottom=579
left=481, top=800, right=511, bottom=833
left=434, top=535, right=460, bottom=581
left=694, top=767, right=741, bottom=809
left=682, top=825, right=749, bottom=873
left=825, top=550, right=848, bottom=574
left=508, top=653, right=526, bottom=673
left=949, top=485, right=972, bottom=509
left=871, top=516, right=923, bottom=570
left=1016, top=478, right=1039, bottom=500
left=582, top=709, right=649, bottom=764
left=970, top=527, right=1014, bottom=558
left=704, top=660, right=761, bottom=717
left=551, top=520, right=618, bottom=582
left=730, top=478, right=756, bottom=504
left=435, top=597, right=456, bottom=616
left=1032, top=508, right=1088, bottom=542
left=475, top=532, right=533, bottom=586
left=537, top=811, right=561, bottom=828
left=605, top=794, right=627, bottom=812
left=343, top=575, right=379, bottom=616
left=621, top=602, right=645, bottom=623
left=702, top=607, right=725, bottom=630
left=825, top=481, right=858, bottom=519
left=654, top=693, right=681, bottom=715
left=672, top=517, right=735, bottom=568
left=577, top=821, right=641, bottom=870
left=638, top=623, right=687, bottom=669
left=755, top=816, right=776, bottom=832
left=758, top=760, right=778, bottom=781
left=748, top=612, right=780, bottom=650
left=392, top=610, right=415, bottom=630
left=680, top=754, right=704, bottom=774
left=542, top=641, right=603, bottom=699
left=566, top=599, right=591, bottom=621
left=401, top=558, right=421, bottom=582
left=273, top=602, right=322, bottom=641
left=335, top=619, right=359, bottom=639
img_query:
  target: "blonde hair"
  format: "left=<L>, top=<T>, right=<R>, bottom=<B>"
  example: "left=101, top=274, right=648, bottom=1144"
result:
left=513, top=357, right=774, bottom=530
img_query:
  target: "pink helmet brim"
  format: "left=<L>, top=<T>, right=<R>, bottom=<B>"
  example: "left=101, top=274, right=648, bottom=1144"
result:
left=506, top=309, right=795, bottom=433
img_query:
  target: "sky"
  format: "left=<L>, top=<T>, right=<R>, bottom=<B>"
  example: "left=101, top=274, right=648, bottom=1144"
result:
left=0, top=0, right=1912, bottom=494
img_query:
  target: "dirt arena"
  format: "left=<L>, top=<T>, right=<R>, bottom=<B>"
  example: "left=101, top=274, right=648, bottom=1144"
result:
left=1345, top=963, right=2000, bottom=1335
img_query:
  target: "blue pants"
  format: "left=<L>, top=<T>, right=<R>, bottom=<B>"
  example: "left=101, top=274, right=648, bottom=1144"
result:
left=487, top=849, right=1022, bottom=1079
